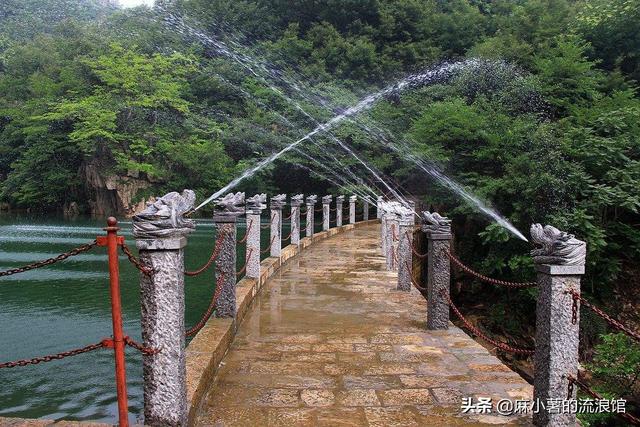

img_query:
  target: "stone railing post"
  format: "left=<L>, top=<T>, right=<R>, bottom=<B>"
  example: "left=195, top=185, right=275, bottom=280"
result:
left=377, top=196, right=383, bottom=219
left=531, top=224, right=586, bottom=427
left=213, top=192, right=245, bottom=319
left=133, top=190, right=195, bottom=426
left=270, top=194, right=286, bottom=257
left=397, top=207, right=414, bottom=291
left=290, top=194, right=303, bottom=245
left=322, top=195, right=332, bottom=231
left=306, top=195, right=317, bottom=238
left=336, top=196, right=344, bottom=227
left=422, top=211, right=452, bottom=330
left=349, top=195, right=357, bottom=224
left=380, top=201, right=387, bottom=256
left=363, top=200, right=369, bottom=221
left=245, top=194, right=266, bottom=280
left=408, top=200, right=416, bottom=223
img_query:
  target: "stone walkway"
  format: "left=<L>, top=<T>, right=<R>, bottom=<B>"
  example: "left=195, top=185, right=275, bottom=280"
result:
left=195, top=225, right=532, bottom=426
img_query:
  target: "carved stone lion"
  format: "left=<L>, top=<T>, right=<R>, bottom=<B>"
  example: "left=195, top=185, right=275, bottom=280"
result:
left=349, top=195, right=358, bottom=202
left=322, top=195, right=333, bottom=204
left=291, top=194, right=304, bottom=206
left=421, top=211, right=451, bottom=234
left=247, top=193, right=267, bottom=211
left=530, top=224, right=586, bottom=266
left=306, top=195, right=318, bottom=204
left=271, top=194, right=287, bottom=208
left=133, top=190, right=196, bottom=239
left=336, top=195, right=345, bottom=203
left=215, top=192, right=245, bottom=217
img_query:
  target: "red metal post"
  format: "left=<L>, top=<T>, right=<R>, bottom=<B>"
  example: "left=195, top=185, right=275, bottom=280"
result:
left=101, top=217, right=129, bottom=427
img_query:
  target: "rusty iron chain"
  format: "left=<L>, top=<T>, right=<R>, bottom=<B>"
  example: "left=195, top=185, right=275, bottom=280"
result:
left=0, top=240, right=98, bottom=278
left=442, top=289, right=535, bottom=355
left=0, top=340, right=108, bottom=369
left=261, top=235, right=277, bottom=255
left=186, top=273, right=226, bottom=337
left=568, top=290, right=640, bottom=343
left=237, top=219, right=253, bottom=244
left=121, top=243, right=154, bottom=276
left=446, top=249, right=537, bottom=289
left=282, top=231, right=292, bottom=241
left=405, top=261, right=427, bottom=291
left=185, top=231, right=227, bottom=277
left=261, top=214, right=276, bottom=229
left=236, top=249, right=253, bottom=277
left=283, top=211, right=293, bottom=221
left=406, top=231, right=428, bottom=259
left=124, top=337, right=161, bottom=356
left=568, top=374, right=640, bottom=425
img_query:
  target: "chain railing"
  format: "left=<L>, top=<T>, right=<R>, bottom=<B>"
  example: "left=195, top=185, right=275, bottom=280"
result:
left=407, top=231, right=428, bottom=259
left=0, top=240, right=98, bottom=277
left=405, top=261, right=427, bottom=291
left=237, top=219, right=253, bottom=244
left=446, top=249, right=537, bottom=289
left=121, top=242, right=154, bottom=276
left=184, top=231, right=227, bottom=277
left=261, top=235, right=277, bottom=255
left=261, top=214, right=276, bottom=229
left=568, top=374, right=640, bottom=425
left=568, top=290, right=640, bottom=343
left=442, top=289, right=535, bottom=355
left=0, top=340, right=109, bottom=369
left=236, top=249, right=253, bottom=277
left=282, top=231, right=292, bottom=241
left=186, top=273, right=226, bottom=337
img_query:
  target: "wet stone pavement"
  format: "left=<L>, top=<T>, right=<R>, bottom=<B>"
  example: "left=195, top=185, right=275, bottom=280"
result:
left=196, top=225, right=532, bottom=426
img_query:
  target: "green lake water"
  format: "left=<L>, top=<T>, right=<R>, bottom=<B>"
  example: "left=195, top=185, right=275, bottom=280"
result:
left=0, top=212, right=305, bottom=423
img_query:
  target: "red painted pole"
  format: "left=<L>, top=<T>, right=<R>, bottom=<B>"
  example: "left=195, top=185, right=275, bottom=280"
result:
left=103, top=217, right=129, bottom=427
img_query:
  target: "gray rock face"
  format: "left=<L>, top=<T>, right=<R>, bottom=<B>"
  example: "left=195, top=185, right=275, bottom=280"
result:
left=133, top=190, right=195, bottom=239
left=530, top=224, right=586, bottom=266
left=421, top=211, right=451, bottom=235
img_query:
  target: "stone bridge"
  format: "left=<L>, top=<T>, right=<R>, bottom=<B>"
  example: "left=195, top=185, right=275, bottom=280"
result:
left=187, top=221, right=532, bottom=426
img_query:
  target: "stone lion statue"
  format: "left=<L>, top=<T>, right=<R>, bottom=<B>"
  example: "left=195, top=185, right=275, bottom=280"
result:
left=322, top=195, right=333, bottom=204
left=306, top=195, right=318, bottom=204
left=215, top=192, right=245, bottom=216
left=246, top=193, right=267, bottom=211
left=530, top=224, right=586, bottom=266
left=421, top=211, right=451, bottom=234
left=133, top=190, right=196, bottom=238
left=349, top=195, right=358, bottom=202
left=291, top=194, right=304, bottom=203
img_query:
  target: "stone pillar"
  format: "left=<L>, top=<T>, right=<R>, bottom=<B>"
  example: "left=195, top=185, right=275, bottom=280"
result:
left=133, top=190, right=196, bottom=426
left=270, top=194, right=286, bottom=257
left=408, top=201, right=416, bottom=223
left=290, top=195, right=303, bottom=245
left=422, top=211, right=452, bottom=330
left=363, top=200, right=369, bottom=221
left=397, top=207, right=414, bottom=291
left=213, top=192, right=245, bottom=319
left=377, top=196, right=383, bottom=219
left=349, top=195, right=357, bottom=224
left=380, top=202, right=387, bottom=256
left=384, top=208, right=400, bottom=271
left=322, top=195, right=332, bottom=231
left=336, top=196, right=344, bottom=227
left=531, top=224, right=586, bottom=427
left=306, top=195, right=317, bottom=238
left=245, top=194, right=266, bottom=280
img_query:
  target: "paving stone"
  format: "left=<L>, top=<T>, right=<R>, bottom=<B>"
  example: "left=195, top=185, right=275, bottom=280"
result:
left=193, top=225, right=532, bottom=426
